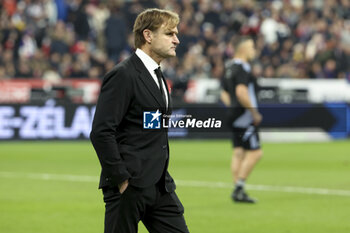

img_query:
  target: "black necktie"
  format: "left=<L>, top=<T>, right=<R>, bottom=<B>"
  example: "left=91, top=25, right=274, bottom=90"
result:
left=154, top=67, right=167, bottom=107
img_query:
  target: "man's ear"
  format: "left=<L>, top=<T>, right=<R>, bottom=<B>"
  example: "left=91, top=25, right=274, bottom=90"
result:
left=143, top=29, right=152, bottom=44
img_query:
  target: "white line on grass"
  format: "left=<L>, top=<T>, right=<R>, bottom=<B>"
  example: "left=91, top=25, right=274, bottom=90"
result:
left=176, top=180, right=350, bottom=197
left=1, top=171, right=350, bottom=197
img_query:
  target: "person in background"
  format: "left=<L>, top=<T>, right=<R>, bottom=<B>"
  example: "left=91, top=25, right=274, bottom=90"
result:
left=221, top=36, right=263, bottom=203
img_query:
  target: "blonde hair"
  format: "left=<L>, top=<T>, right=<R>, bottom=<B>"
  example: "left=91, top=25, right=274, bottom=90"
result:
left=133, top=8, right=179, bottom=48
left=233, top=36, right=253, bottom=51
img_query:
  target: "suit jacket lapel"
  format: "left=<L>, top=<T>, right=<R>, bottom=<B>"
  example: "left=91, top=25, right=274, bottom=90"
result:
left=130, top=53, right=165, bottom=109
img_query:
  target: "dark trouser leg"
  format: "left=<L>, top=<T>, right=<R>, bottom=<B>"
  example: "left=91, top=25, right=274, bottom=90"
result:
left=142, top=186, right=190, bottom=233
left=103, top=186, right=143, bottom=233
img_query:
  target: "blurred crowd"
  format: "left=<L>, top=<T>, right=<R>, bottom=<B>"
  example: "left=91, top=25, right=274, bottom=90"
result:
left=0, top=0, right=350, bottom=92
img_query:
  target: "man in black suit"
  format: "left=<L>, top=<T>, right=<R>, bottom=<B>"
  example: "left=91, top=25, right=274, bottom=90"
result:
left=90, top=8, right=189, bottom=233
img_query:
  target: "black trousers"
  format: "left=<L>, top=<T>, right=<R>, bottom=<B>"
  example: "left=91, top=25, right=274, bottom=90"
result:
left=102, top=183, right=190, bottom=233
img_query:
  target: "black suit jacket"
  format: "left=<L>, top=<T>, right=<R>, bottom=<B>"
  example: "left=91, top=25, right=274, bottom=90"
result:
left=90, top=53, right=175, bottom=192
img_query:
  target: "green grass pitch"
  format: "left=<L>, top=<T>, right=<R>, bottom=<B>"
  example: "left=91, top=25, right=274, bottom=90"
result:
left=1, top=140, right=350, bottom=233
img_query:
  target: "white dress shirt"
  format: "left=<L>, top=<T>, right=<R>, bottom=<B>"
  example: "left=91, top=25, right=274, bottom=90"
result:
left=135, top=48, right=168, bottom=108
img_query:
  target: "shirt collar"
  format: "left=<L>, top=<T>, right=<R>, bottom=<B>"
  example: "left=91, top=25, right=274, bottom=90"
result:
left=233, top=58, right=251, bottom=72
left=135, top=48, right=160, bottom=73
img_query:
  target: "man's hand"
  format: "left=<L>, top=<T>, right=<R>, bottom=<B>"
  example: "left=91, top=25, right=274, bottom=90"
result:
left=252, top=111, right=262, bottom=126
left=118, top=179, right=129, bottom=194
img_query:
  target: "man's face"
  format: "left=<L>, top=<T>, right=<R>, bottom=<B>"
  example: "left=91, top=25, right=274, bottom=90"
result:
left=241, top=40, right=256, bottom=61
left=150, top=24, right=180, bottom=59
left=245, top=40, right=256, bottom=61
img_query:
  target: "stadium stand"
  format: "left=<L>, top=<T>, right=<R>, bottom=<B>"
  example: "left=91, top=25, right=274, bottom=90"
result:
left=0, top=0, right=349, bottom=99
